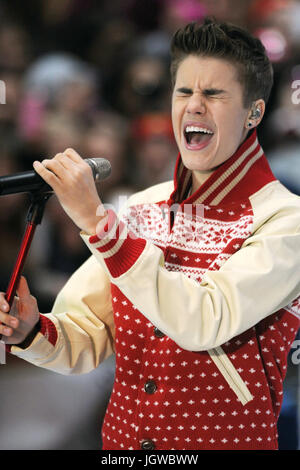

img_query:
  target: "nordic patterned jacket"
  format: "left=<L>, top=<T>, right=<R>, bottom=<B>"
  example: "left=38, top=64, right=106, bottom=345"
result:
left=9, top=129, right=300, bottom=450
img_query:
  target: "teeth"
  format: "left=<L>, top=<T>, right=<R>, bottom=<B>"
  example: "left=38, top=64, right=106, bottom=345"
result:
left=185, top=126, right=213, bottom=134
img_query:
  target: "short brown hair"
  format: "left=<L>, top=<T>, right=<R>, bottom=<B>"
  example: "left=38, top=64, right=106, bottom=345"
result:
left=170, top=17, right=273, bottom=108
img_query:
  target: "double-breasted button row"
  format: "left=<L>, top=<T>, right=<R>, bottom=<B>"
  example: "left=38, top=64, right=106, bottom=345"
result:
left=154, top=327, right=165, bottom=338
left=144, top=380, right=157, bottom=394
left=140, top=329, right=163, bottom=450
left=140, top=439, right=155, bottom=450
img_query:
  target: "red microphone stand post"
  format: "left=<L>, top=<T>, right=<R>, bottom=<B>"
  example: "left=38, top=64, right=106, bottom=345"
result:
left=0, top=191, right=52, bottom=341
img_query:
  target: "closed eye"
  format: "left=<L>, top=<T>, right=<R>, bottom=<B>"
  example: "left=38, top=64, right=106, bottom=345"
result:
left=176, top=87, right=193, bottom=96
left=203, top=88, right=226, bottom=97
left=175, top=87, right=227, bottom=97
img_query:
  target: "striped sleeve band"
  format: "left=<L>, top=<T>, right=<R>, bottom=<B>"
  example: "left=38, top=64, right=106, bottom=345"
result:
left=87, top=209, right=147, bottom=278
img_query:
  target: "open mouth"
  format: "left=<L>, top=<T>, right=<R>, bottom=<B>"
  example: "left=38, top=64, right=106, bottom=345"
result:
left=184, top=125, right=214, bottom=149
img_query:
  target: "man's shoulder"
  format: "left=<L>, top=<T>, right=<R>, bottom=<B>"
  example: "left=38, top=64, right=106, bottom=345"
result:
left=250, top=179, right=300, bottom=208
left=127, top=180, right=174, bottom=207
left=250, top=179, right=300, bottom=231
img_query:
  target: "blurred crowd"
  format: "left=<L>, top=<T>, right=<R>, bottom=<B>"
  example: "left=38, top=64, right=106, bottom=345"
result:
left=0, top=0, right=299, bottom=449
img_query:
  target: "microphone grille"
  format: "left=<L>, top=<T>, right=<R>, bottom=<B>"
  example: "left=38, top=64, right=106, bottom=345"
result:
left=86, top=158, right=112, bottom=181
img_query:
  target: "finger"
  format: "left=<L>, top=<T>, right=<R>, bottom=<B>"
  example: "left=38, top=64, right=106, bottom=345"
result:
left=41, top=157, right=67, bottom=180
left=62, top=150, right=93, bottom=179
left=63, top=148, right=83, bottom=164
left=55, top=153, right=77, bottom=171
left=46, top=155, right=88, bottom=184
left=0, top=311, right=19, bottom=328
left=0, top=293, right=10, bottom=312
left=16, top=276, right=31, bottom=300
left=33, top=160, right=60, bottom=188
left=0, top=324, right=13, bottom=336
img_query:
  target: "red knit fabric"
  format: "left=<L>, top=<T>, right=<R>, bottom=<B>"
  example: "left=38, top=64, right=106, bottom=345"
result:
left=39, top=314, right=58, bottom=346
left=100, top=288, right=299, bottom=450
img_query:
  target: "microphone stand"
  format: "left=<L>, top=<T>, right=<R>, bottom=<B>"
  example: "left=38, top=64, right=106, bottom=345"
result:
left=0, top=190, right=52, bottom=341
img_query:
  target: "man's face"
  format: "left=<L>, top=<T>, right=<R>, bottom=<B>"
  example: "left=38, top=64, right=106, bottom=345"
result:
left=171, top=55, right=250, bottom=174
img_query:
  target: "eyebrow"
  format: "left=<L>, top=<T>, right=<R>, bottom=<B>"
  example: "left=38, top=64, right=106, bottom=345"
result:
left=176, top=87, right=227, bottom=95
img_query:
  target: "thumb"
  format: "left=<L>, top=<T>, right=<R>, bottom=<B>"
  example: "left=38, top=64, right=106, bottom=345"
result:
left=16, top=276, right=31, bottom=300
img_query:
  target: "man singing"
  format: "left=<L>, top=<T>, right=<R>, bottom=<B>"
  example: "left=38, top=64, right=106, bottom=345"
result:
left=1, top=17, right=300, bottom=450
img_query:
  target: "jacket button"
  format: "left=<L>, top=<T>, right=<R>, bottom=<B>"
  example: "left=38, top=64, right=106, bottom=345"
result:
left=154, top=327, right=165, bottom=338
left=141, top=439, right=155, bottom=450
left=144, top=380, right=157, bottom=394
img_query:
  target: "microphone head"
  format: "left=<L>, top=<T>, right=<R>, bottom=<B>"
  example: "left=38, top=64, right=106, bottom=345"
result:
left=85, top=158, right=112, bottom=181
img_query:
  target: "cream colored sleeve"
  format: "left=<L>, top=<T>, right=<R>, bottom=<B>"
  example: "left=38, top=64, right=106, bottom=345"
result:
left=10, top=255, right=115, bottom=375
left=81, top=182, right=300, bottom=351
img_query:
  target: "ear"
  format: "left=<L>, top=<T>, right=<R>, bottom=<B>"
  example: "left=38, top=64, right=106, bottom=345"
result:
left=245, top=99, right=265, bottom=130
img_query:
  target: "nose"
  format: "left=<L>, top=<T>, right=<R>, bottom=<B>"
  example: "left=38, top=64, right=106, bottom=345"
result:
left=186, top=92, right=206, bottom=115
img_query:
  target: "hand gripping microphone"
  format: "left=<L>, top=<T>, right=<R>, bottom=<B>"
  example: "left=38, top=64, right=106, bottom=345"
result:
left=0, top=158, right=112, bottom=196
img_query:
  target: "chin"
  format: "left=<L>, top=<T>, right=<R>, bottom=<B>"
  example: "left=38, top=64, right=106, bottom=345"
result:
left=181, top=153, right=215, bottom=172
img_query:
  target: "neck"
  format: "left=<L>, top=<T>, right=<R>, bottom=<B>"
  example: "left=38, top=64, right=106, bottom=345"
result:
left=191, top=169, right=213, bottom=193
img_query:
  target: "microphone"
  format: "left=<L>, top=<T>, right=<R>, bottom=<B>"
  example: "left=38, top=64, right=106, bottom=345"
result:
left=0, top=158, right=112, bottom=196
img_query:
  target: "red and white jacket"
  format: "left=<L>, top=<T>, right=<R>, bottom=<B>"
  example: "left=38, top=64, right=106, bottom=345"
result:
left=10, top=129, right=300, bottom=450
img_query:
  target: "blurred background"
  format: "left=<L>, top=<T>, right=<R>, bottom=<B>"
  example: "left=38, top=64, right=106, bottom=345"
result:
left=0, top=0, right=299, bottom=450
